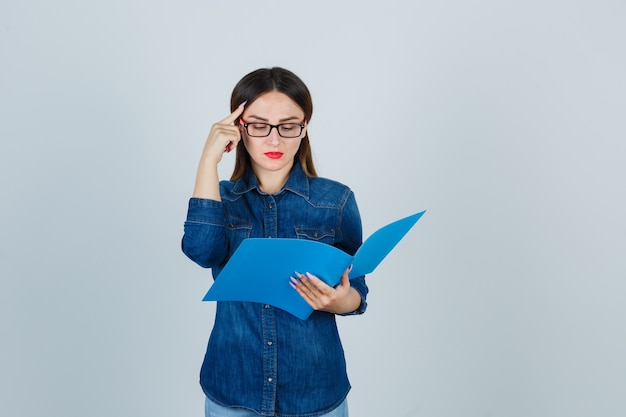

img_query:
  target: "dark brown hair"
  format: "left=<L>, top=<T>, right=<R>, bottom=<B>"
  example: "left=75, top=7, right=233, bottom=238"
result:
left=229, top=67, right=317, bottom=180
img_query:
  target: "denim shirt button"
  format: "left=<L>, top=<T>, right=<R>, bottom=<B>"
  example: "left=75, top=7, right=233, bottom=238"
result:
left=264, top=304, right=270, bottom=308
left=267, top=341, right=273, bottom=346
left=267, top=377, right=273, bottom=382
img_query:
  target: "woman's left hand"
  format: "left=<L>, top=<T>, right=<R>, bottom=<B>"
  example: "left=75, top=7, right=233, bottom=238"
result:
left=290, top=267, right=361, bottom=314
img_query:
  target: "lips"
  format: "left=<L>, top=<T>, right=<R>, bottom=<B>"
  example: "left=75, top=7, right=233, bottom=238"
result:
left=264, top=152, right=284, bottom=159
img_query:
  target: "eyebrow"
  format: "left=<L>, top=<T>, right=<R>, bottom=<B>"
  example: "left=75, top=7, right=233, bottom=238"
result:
left=246, top=115, right=302, bottom=123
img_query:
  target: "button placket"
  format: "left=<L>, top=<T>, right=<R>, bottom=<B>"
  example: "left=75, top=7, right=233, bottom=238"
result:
left=261, top=195, right=279, bottom=413
left=264, top=195, right=277, bottom=239
left=261, top=299, right=278, bottom=413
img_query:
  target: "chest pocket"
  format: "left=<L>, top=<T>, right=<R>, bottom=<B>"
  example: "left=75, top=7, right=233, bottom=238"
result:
left=226, top=222, right=253, bottom=253
left=294, top=227, right=336, bottom=245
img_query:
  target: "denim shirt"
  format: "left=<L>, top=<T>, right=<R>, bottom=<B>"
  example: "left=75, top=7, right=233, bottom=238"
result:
left=182, top=163, right=368, bottom=417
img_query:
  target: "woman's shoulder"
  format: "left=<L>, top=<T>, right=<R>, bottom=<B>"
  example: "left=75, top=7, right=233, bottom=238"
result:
left=218, top=179, right=236, bottom=189
left=309, top=175, right=350, bottom=190
left=217, top=179, right=241, bottom=199
left=307, top=176, right=354, bottom=203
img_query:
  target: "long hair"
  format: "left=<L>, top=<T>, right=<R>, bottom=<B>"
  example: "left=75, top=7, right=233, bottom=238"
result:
left=229, top=67, right=317, bottom=180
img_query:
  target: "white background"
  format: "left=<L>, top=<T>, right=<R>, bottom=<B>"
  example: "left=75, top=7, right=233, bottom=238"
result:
left=1, top=1, right=625, bottom=416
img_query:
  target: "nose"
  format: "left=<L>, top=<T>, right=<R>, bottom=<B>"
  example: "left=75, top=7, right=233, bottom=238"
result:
left=267, top=127, right=281, bottom=145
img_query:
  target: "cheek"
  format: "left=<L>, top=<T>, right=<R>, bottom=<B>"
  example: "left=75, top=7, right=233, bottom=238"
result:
left=289, top=139, right=303, bottom=154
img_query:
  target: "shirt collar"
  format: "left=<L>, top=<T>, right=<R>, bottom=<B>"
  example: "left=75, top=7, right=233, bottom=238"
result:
left=232, top=162, right=310, bottom=199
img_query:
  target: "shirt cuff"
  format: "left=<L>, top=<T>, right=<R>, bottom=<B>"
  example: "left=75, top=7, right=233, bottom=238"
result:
left=339, top=277, right=368, bottom=316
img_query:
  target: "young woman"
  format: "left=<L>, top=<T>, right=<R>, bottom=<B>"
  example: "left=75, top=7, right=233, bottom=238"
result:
left=182, top=67, right=368, bottom=417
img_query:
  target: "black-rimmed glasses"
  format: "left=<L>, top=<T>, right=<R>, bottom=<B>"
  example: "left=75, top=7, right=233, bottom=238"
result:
left=241, top=119, right=305, bottom=138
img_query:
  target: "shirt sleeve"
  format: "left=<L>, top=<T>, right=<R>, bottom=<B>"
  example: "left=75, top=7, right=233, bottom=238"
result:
left=181, top=198, right=227, bottom=268
left=337, top=190, right=369, bottom=316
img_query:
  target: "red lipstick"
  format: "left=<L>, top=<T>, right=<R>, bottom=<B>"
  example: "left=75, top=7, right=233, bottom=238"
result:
left=264, top=152, right=283, bottom=159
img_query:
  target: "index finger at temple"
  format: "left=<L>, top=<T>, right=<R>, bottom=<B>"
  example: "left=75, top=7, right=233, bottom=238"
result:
left=218, top=102, right=246, bottom=125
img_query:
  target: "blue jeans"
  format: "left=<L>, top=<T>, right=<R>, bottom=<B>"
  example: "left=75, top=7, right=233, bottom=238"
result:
left=204, top=397, right=349, bottom=417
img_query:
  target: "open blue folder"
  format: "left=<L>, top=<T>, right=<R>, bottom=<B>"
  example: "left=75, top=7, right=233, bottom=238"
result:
left=203, top=210, right=425, bottom=320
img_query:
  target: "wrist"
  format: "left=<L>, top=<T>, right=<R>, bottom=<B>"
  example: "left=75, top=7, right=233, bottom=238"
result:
left=337, top=288, right=361, bottom=314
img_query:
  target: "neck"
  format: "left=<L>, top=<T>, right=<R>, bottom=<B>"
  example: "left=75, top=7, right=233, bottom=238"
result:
left=255, top=168, right=291, bottom=194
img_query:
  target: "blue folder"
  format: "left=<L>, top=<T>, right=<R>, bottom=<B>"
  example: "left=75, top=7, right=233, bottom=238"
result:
left=203, top=210, right=426, bottom=319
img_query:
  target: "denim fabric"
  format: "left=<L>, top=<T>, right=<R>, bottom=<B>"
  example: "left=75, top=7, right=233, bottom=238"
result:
left=205, top=396, right=349, bottom=417
left=182, top=163, right=368, bottom=417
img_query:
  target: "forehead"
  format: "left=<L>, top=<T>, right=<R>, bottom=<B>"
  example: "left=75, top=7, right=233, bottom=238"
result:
left=243, top=91, right=304, bottom=120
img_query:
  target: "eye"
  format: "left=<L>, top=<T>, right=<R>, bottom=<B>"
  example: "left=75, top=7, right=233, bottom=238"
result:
left=280, top=124, right=298, bottom=131
left=248, top=123, right=269, bottom=135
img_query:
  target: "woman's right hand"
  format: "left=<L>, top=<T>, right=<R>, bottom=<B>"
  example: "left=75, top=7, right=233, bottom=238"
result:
left=200, top=102, right=246, bottom=164
left=192, top=102, right=245, bottom=200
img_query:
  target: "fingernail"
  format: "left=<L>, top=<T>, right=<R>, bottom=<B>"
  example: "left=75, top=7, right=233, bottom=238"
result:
left=294, top=271, right=303, bottom=279
left=238, top=101, right=247, bottom=108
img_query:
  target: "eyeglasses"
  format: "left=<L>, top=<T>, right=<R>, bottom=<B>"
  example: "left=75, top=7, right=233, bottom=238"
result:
left=240, top=119, right=305, bottom=138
